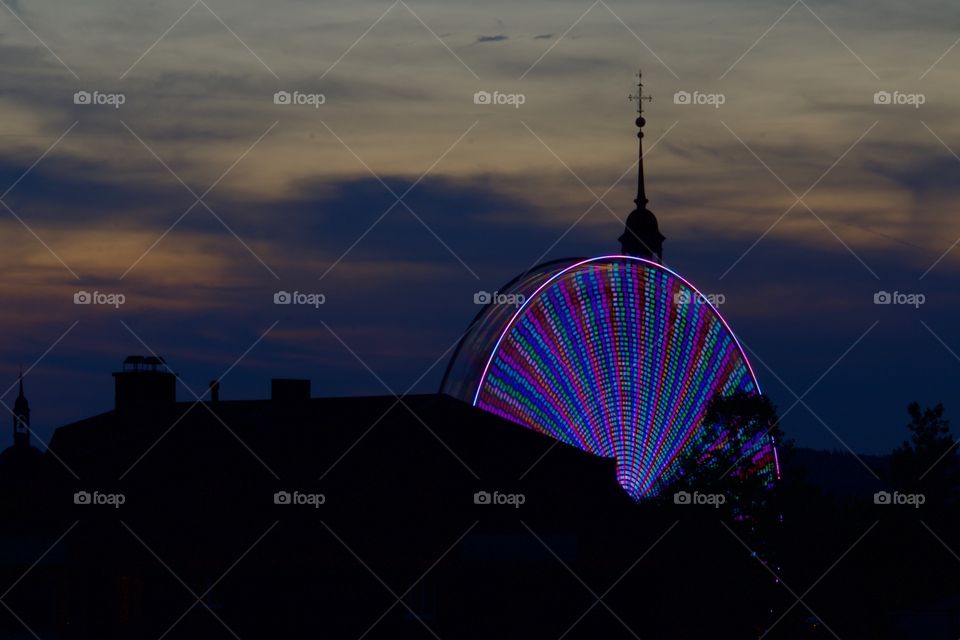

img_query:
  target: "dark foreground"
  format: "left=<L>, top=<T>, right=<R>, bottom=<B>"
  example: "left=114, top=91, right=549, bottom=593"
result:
left=1, top=392, right=957, bottom=639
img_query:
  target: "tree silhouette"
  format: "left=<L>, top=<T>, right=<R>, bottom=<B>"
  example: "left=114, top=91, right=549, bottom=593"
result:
left=661, top=391, right=789, bottom=632
left=667, top=391, right=787, bottom=520
left=890, top=402, right=958, bottom=508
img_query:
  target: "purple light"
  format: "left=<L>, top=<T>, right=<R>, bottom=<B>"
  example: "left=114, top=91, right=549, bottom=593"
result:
left=444, top=256, right=777, bottom=499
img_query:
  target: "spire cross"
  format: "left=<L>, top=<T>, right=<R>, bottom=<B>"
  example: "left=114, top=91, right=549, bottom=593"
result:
left=628, top=71, right=653, bottom=115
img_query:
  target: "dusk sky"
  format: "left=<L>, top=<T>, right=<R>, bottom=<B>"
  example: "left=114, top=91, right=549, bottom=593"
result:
left=2, top=0, right=959, bottom=459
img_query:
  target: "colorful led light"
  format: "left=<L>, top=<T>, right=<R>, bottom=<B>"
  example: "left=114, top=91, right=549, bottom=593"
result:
left=442, top=256, right=777, bottom=500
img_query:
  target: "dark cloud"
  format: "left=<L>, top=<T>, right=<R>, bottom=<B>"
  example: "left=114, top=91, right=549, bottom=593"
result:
left=0, top=154, right=190, bottom=226
left=476, top=34, right=508, bottom=43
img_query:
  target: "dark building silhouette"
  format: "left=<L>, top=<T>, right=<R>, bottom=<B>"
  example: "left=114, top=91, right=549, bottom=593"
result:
left=0, top=356, right=788, bottom=639
left=0, top=371, right=58, bottom=635
left=1, top=362, right=957, bottom=640
left=270, top=377, right=311, bottom=403
left=619, top=70, right=666, bottom=262
left=112, top=356, right=176, bottom=414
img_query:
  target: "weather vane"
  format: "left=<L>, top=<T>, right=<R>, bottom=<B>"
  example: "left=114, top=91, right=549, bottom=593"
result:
left=627, top=69, right=652, bottom=115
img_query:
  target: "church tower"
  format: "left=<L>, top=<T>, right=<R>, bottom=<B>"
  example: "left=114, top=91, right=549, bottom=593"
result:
left=13, top=368, right=30, bottom=448
left=619, top=69, right=666, bottom=262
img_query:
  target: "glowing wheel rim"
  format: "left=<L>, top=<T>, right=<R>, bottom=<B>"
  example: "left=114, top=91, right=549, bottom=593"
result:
left=443, top=256, right=777, bottom=499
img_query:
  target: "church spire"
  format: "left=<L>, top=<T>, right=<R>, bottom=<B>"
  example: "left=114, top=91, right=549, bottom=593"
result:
left=619, top=69, right=665, bottom=262
left=628, top=69, right=652, bottom=208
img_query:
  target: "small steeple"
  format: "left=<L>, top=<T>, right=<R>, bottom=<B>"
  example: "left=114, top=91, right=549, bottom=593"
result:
left=13, top=366, right=30, bottom=448
left=619, top=69, right=666, bottom=262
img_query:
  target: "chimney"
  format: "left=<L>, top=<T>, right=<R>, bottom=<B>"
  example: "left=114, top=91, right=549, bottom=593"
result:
left=112, top=356, right=176, bottom=413
left=209, top=380, right=220, bottom=402
left=271, top=378, right=311, bottom=403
